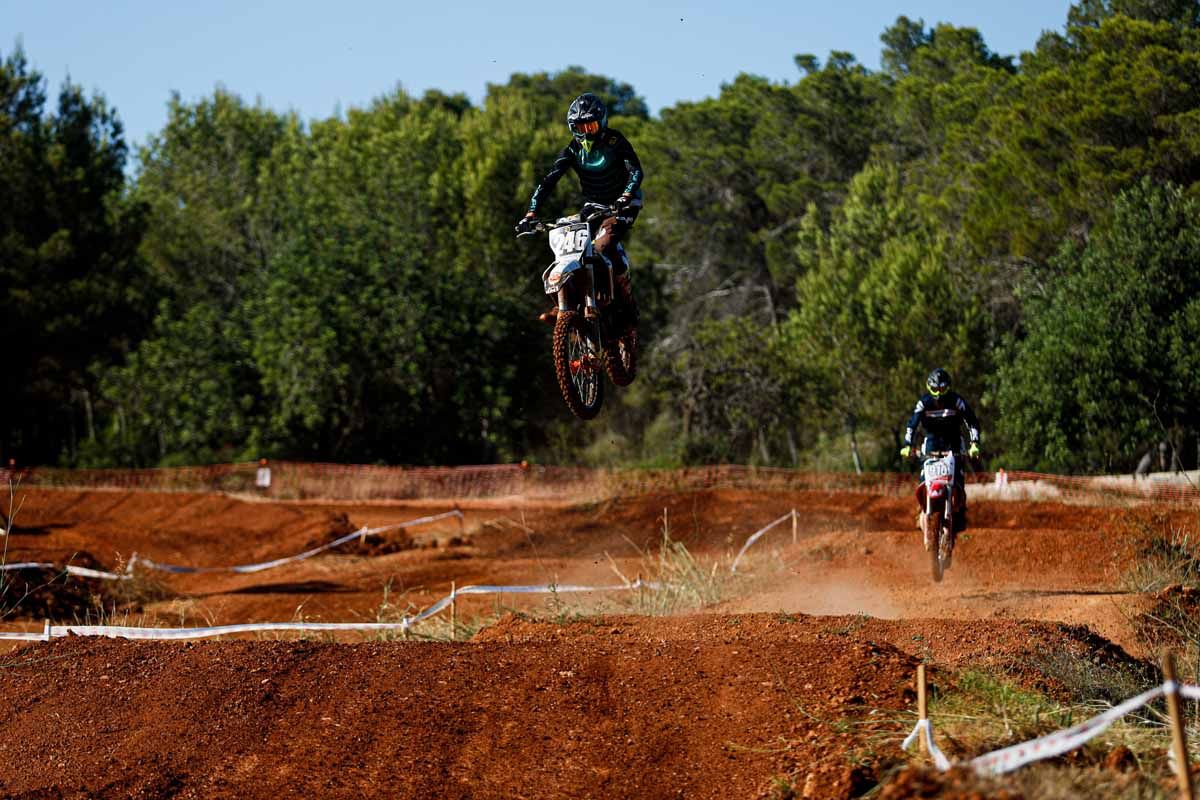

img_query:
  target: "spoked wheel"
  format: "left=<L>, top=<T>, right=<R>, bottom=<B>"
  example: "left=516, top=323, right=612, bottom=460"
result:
left=553, top=310, right=604, bottom=420
left=604, top=327, right=638, bottom=386
left=925, top=509, right=944, bottom=582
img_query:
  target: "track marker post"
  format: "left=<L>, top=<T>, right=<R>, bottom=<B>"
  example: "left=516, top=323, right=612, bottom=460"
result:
left=450, top=581, right=457, bottom=642
left=917, top=663, right=929, bottom=756
left=792, top=509, right=798, bottom=545
left=1162, top=650, right=1194, bottom=799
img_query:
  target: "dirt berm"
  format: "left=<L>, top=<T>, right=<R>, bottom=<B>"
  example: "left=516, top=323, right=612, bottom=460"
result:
left=0, top=612, right=1143, bottom=799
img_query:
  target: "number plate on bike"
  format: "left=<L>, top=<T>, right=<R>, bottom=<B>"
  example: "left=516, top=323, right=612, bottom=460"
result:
left=925, top=459, right=952, bottom=480
left=549, top=224, right=589, bottom=258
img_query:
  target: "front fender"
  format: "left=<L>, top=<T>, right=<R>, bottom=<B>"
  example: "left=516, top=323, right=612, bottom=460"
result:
left=543, top=259, right=584, bottom=294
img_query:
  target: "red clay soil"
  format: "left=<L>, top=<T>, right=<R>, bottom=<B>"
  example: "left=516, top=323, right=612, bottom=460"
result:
left=0, top=613, right=905, bottom=799
left=0, top=611, right=1148, bottom=800
left=0, top=485, right=1184, bottom=798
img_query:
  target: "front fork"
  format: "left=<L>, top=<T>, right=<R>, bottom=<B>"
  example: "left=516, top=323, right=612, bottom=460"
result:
left=558, top=264, right=606, bottom=315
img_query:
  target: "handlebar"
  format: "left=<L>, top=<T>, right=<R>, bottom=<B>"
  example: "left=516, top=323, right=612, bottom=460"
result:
left=906, top=449, right=961, bottom=462
left=516, top=203, right=617, bottom=238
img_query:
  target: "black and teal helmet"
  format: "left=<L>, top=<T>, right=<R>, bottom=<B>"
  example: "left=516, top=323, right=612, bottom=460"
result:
left=926, top=367, right=951, bottom=397
left=567, top=93, right=607, bottom=148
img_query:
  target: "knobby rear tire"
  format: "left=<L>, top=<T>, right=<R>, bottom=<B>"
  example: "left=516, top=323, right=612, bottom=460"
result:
left=553, top=310, right=604, bottom=420
left=604, top=278, right=639, bottom=387
left=604, top=327, right=638, bottom=386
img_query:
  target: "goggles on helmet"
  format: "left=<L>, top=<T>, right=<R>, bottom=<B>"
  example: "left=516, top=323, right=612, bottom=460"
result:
left=571, top=119, right=601, bottom=135
left=929, top=385, right=947, bottom=397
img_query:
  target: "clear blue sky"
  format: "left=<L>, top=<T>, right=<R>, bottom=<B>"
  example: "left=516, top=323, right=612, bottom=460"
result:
left=8, top=0, right=1072, bottom=150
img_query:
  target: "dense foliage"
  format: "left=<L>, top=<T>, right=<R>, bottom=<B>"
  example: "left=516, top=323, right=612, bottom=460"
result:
left=3, top=2, right=1199, bottom=473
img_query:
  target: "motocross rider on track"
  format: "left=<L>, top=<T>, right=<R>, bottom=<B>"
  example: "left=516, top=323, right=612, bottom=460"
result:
left=900, top=368, right=982, bottom=531
left=515, top=92, right=644, bottom=323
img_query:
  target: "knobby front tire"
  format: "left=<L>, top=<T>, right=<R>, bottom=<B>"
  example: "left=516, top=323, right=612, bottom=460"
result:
left=553, top=310, right=604, bottom=420
left=925, top=509, right=944, bottom=582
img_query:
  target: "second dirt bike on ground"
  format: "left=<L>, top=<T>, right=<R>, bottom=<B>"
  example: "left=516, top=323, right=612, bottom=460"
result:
left=912, top=450, right=966, bottom=582
left=518, top=202, right=639, bottom=420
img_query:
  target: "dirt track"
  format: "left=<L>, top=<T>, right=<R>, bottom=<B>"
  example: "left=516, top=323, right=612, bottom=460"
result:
left=0, top=486, right=1182, bottom=797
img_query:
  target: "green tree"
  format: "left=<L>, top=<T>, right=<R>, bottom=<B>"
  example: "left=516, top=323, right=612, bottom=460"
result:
left=104, top=88, right=551, bottom=464
left=1067, top=0, right=1200, bottom=29
left=995, top=179, right=1200, bottom=471
left=956, top=15, right=1200, bottom=262
left=784, top=163, right=987, bottom=464
left=0, top=45, right=147, bottom=465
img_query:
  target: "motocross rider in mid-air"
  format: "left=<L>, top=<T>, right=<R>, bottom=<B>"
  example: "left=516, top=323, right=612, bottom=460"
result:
left=515, top=92, right=644, bottom=324
left=900, top=368, right=982, bottom=532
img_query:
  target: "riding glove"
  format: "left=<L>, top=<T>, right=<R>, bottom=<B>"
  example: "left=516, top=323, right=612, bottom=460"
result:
left=515, top=215, right=538, bottom=235
left=900, top=446, right=911, bottom=458
left=968, top=443, right=980, bottom=458
left=613, top=194, right=632, bottom=212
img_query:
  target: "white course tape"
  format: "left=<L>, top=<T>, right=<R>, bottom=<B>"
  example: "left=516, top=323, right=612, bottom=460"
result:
left=968, top=683, right=1168, bottom=775
left=730, top=512, right=793, bottom=574
left=64, top=565, right=129, bottom=581
left=376, top=578, right=663, bottom=629
left=901, top=719, right=952, bottom=771
left=0, top=578, right=660, bottom=642
left=127, top=510, right=464, bottom=575
left=903, top=681, right=1200, bottom=777
left=0, top=562, right=129, bottom=581
left=0, top=511, right=463, bottom=582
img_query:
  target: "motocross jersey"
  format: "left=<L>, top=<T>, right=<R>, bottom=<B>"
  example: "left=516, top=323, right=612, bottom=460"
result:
left=528, top=128, right=644, bottom=214
left=904, top=391, right=981, bottom=454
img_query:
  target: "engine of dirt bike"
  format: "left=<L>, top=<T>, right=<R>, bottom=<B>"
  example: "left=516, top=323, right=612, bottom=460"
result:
left=541, top=204, right=627, bottom=317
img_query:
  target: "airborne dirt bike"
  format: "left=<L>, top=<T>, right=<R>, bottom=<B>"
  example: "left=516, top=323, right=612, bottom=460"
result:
left=517, top=203, right=639, bottom=420
left=912, top=450, right=967, bottom=582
